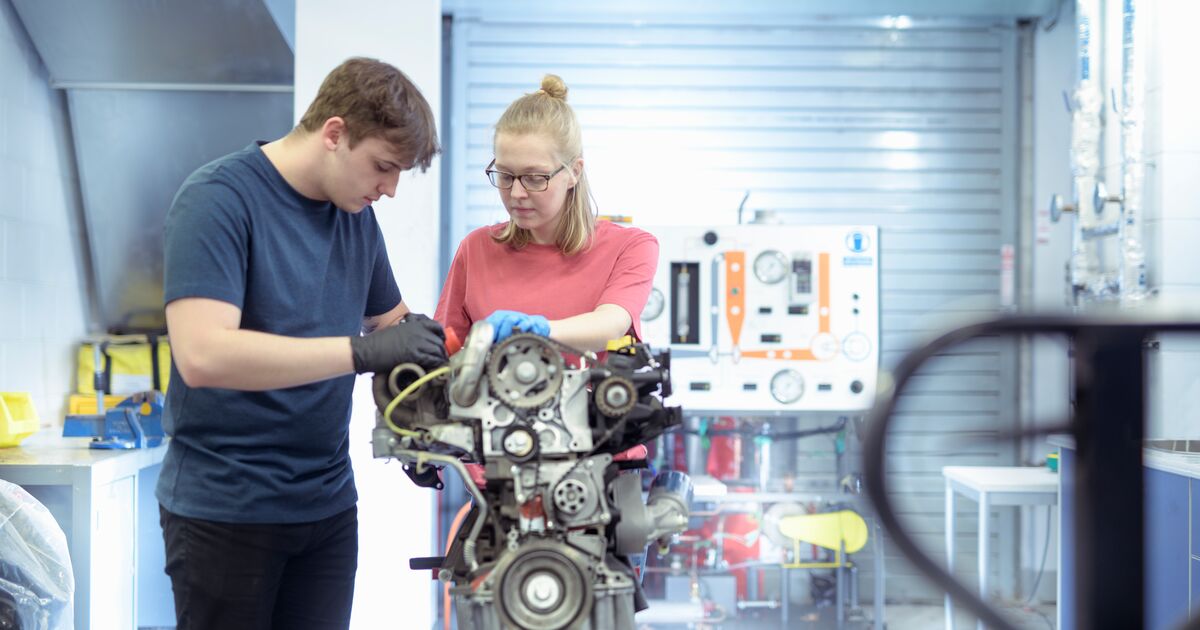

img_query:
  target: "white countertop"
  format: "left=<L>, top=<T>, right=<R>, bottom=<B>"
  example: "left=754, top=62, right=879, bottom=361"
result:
left=943, top=465, right=1059, bottom=493
left=1143, top=448, right=1200, bottom=479
left=1049, top=434, right=1200, bottom=479
left=0, top=431, right=168, bottom=484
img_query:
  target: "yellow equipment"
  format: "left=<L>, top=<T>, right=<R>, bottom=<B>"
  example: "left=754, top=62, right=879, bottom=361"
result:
left=0, top=392, right=39, bottom=447
left=68, top=394, right=127, bottom=415
left=76, top=335, right=171, bottom=395
left=605, top=335, right=635, bottom=352
left=778, top=509, right=868, bottom=569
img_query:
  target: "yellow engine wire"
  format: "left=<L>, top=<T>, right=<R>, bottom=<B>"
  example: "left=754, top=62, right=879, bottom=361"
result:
left=382, top=366, right=450, bottom=437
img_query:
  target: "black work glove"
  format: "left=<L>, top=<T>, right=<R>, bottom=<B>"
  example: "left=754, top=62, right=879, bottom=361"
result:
left=350, top=313, right=448, bottom=373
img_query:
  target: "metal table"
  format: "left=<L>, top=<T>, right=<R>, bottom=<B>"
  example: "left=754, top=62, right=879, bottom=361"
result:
left=943, top=465, right=1058, bottom=630
left=0, top=433, right=168, bottom=630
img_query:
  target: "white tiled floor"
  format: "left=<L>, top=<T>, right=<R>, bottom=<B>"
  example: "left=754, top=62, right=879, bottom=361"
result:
left=139, top=601, right=1059, bottom=629
left=628, top=601, right=1058, bottom=629
left=887, top=602, right=1056, bottom=630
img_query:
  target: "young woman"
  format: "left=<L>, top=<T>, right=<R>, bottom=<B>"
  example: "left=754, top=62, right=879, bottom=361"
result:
left=434, top=77, right=658, bottom=617
left=434, top=74, right=658, bottom=353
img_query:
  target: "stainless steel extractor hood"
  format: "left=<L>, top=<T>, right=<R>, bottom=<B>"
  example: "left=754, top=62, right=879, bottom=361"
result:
left=11, top=0, right=296, bottom=333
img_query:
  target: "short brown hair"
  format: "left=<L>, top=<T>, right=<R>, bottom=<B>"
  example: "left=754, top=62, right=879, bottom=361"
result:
left=298, top=57, right=440, bottom=172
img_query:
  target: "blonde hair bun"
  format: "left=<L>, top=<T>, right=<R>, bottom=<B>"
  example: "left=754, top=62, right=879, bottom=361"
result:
left=539, top=74, right=568, bottom=101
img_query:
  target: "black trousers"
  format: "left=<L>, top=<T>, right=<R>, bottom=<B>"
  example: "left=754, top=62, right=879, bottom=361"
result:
left=159, top=504, right=358, bottom=630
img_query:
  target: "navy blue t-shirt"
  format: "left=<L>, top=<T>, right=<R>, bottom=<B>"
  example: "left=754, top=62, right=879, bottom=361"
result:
left=157, top=143, right=401, bottom=523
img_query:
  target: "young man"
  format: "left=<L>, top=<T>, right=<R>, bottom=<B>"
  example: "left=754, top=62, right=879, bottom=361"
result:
left=158, top=57, right=446, bottom=629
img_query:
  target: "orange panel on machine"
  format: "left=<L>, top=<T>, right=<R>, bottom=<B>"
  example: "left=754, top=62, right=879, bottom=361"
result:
left=741, top=348, right=818, bottom=361
left=725, top=251, right=745, bottom=347
left=819, top=252, right=831, bottom=333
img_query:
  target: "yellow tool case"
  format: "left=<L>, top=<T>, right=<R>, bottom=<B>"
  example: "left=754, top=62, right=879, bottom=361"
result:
left=76, top=334, right=171, bottom=396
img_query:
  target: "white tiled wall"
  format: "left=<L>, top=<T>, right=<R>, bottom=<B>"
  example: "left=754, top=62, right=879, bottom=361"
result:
left=1144, top=1, right=1200, bottom=438
left=0, top=0, right=91, bottom=428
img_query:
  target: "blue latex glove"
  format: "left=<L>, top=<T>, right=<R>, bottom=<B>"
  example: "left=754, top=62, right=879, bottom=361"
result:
left=486, top=310, right=550, bottom=341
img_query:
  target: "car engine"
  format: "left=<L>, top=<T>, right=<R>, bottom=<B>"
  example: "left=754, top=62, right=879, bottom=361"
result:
left=371, top=321, right=691, bottom=630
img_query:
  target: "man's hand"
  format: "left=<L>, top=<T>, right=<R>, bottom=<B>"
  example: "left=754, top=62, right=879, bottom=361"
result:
left=485, top=310, right=550, bottom=342
left=349, top=313, right=448, bottom=373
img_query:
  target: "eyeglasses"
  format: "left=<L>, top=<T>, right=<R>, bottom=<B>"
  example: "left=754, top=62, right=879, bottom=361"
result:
left=484, top=159, right=568, bottom=192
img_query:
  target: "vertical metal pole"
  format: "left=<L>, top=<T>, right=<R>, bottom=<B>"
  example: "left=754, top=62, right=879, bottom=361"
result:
left=945, top=483, right=956, bottom=629
left=93, top=341, right=106, bottom=413
left=851, top=565, right=859, bottom=609
left=758, top=422, right=772, bottom=491
left=749, top=564, right=759, bottom=601
left=1072, top=329, right=1144, bottom=630
left=780, top=565, right=789, bottom=629
left=684, top=416, right=704, bottom=475
left=837, top=540, right=846, bottom=629
left=715, top=514, right=725, bottom=570
left=977, top=493, right=990, bottom=630
left=873, top=517, right=884, bottom=630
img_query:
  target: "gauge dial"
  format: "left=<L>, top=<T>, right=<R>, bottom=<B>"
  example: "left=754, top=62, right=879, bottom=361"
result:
left=769, top=369, right=805, bottom=404
left=842, top=332, right=871, bottom=362
left=642, top=287, right=665, bottom=321
left=753, top=250, right=790, bottom=284
left=811, top=332, right=839, bottom=361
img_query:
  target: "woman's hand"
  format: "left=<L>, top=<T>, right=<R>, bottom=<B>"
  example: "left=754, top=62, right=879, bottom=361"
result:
left=485, top=310, right=551, bottom=341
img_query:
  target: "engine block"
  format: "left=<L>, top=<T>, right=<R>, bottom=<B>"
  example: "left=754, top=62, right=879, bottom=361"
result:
left=371, top=322, right=691, bottom=630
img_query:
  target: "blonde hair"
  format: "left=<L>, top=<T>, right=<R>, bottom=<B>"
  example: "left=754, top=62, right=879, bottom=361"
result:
left=490, top=74, right=595, bottom=255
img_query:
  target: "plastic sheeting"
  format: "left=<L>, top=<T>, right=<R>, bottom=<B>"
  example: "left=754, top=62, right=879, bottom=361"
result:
left=0, top=480, right=73, bottom=630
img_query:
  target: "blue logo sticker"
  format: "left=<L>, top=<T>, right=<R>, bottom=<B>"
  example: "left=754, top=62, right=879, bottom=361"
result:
left=846, top=230, right=870, bottom=253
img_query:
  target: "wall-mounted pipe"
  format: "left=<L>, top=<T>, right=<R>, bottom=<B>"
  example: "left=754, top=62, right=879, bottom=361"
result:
left=1119, top=0, right=1149, bottom=303
left=1067, top=0, right=1106, bottom=304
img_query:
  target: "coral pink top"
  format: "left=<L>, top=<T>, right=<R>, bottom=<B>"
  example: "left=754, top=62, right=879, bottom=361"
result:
left=434, top=220, right=659, bottom=346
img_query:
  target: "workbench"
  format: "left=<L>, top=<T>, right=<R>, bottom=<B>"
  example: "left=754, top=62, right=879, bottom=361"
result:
left=0, top=433, right=170, bottom=630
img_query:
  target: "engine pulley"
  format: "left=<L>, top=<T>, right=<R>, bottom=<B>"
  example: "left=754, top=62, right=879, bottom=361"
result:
left=594, top=375, right=637, bottom=417
left=487, top=334, right=565, bottom=410
left=494, top=540, right=593, bottom=630
left=501, top=425, right=539, bottom=462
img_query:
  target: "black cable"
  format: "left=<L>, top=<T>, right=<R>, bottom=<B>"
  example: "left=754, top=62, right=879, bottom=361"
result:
left=863, top=314, right=1200, bottom=630
left=863, top=317, right=1080, bottom=630
left=673, top=417, right=846, bottom=441
left=769, top=418, right=847, bottom=441
left=955, top=424, right=1074, bottom=444
left=553, top=413, right=633, bottom=498
left=1181, top=611, right=1200, bottom=630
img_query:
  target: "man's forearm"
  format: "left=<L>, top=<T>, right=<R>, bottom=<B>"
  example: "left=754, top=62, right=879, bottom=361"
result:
left=174, top=328, right=356, bottom=390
